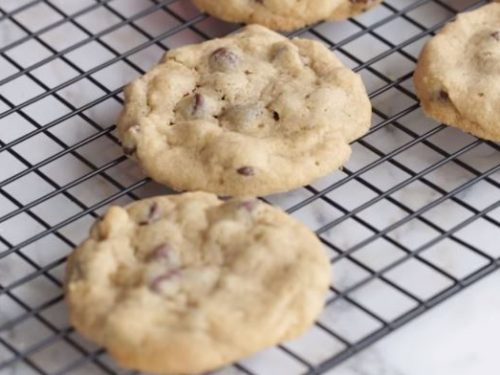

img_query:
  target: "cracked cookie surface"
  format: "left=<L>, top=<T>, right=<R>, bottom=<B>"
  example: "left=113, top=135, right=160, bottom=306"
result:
left=118, top=25, right=371, bottom=196
left=65, top=192, right=330, bottom=374
left=414, top=3, right=500, bottom=141
left=191, top=0, right=382, bottom=31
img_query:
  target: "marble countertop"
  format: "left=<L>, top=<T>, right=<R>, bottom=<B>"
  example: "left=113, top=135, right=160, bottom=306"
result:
left=0, top=0, right=499, bottom=374
left=332, top=271, right=500, bottom=375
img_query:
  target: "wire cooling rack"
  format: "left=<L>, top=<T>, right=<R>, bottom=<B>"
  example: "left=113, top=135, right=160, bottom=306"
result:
left=0, top=0, right=499, bottom=374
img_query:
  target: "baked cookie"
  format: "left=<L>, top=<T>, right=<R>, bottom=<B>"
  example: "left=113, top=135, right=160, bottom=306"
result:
left=118, top=25, right=371, bottom=196
left=65, top=192, right=330, bottom=374
left=191, top=0, right=382, bottom=31
left=414, top=3, right=500, bottom=141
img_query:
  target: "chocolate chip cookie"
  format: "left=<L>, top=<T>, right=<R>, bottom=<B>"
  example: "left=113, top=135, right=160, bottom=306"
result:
left=192, top=0, right=382, bottom=31
left=65, top=192, right=330, bottom=374
left=414, top=3, right=500, bottom=141
left=118, top=25, right=371, bottom=196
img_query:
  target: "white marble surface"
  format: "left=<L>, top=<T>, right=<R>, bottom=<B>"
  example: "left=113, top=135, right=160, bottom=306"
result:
left=331, top=271, right=500, bottom=375
left=0, top=0, right=499, bottom=374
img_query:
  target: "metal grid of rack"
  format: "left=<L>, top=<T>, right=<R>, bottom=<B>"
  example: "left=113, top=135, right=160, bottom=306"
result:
left=0, top=0, right=499, bottom=374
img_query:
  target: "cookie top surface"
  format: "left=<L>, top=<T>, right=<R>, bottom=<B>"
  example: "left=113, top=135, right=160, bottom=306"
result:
left=65, top=192, right=330, bottom=374
left=192, top=0, right=382, bottom=31
left=414, top=3, right=500, bottom=141
left=118, top=25, right=371, bottom=197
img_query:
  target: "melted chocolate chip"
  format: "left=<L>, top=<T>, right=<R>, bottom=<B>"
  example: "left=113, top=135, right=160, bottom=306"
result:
left=491, top=31, right=500, bottom=41
left=139, top=202, right=162, bottom=225
left=273, top=111, right=280, bottom=121
left=236, top=166, right=255, bottom=176
left=209, top=47, right=240, bottom=72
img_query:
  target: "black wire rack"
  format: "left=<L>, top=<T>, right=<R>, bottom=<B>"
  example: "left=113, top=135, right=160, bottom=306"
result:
left=0, top=0, right=499, bottom=374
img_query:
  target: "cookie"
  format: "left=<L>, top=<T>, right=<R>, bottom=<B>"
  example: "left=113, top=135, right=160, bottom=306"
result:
left=191, top=0, right=382, bottom=31
left=118, top=25, right=371, bottom=197
left=65, top=192, right=330, bottom=374
left=413, top=3, right=500, bottom=141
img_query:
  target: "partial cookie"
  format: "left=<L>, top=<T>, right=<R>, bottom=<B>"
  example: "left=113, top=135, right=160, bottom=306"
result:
left=414, top=3, right=500, bottom=141
left=191, top=0, right=382, bottom=31
left=118, top=25, right=371, bottom=196
left=65, top=192, right=330, bottom=374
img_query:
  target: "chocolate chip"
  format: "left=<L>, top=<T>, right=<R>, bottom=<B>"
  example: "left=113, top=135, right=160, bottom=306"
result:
left=123, top=145, right=136, bottom=156
left=236, top=166, right=254, bottom=176
left=271, top=44, right=294, bottom=63
left=72, top=261, right=84, bottom=280
left=139, top=202, right=162, bottom=225
left=148, top=243, right=172, bottom=261
left=273, top=111, right=280, bottom=121
left=438, top=90, right=449, bottom=101
left=240, top=199, right=259, bottom=212
left=176, top=93, right=209, bottom=120
left=491, top=31, right=500, bottom=41
left=222, top=103, right=264, bottom=130
left=123, top=125, right=139, bottom=156
left=192, top=93, right=205, bottom=115
left=209, top=47, right=240, bottom=72
left=149, top=270, right=180, bottom=293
